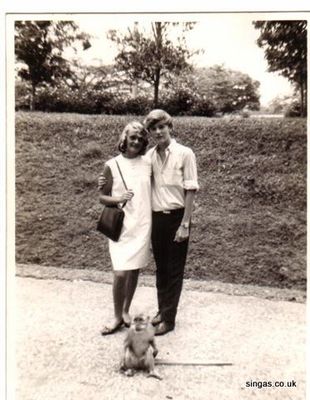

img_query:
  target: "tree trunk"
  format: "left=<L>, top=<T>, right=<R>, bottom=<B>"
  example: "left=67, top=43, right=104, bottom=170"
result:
left=154, top=68, right=160, bottom=108
left=152, top=22, right=163, bottom=108
left=304, top=85, right=308, bottom=117
left=302, top=81, right=307, bottom=117
left=299, top=82, right=306, bottom=117
left=299, top=77, right=307, bottom=117
left=299, top=81, right=304, bottom=117
left=30, top=84, right=36, bottom=111
left=131, top=81, right=138, bottom=98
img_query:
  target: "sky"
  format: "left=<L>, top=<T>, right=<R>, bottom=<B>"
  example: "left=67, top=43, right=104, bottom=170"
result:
left=70, top=13, right=297, bottom=106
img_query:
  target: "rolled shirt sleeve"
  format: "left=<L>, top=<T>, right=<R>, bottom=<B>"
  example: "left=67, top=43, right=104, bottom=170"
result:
left=183, top=148, right=199, bottom=191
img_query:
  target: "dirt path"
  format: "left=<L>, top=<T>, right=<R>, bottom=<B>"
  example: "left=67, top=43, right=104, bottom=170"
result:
left=13, top=265, right=306, bottom=400
left=16, top=263, right=306, bottom=303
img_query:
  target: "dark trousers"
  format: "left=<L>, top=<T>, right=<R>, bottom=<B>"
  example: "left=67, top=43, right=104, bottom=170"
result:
left=151, top=209, right=189, bottom=324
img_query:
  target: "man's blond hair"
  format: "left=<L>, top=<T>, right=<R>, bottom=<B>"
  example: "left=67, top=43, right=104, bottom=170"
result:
left=143, top=109, right=173, bottom=130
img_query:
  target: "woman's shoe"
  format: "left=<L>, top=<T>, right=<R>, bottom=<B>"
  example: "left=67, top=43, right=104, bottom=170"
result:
left=100, top=319, right=124, bottom=335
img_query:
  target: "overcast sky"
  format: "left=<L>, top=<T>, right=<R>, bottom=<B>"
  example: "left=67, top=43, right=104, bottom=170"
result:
left=70, top=13, right=297, bottom=106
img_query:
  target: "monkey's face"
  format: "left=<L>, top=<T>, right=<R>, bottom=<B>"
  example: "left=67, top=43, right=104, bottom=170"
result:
left=132, top=314, right=149, bottom=331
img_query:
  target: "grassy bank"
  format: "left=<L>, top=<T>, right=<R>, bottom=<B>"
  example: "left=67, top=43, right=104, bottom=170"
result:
left=15, top=112, right=307, bottom=290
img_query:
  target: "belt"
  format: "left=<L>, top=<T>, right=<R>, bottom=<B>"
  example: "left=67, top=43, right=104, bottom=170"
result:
left=152, top=208, right=184, bottom=215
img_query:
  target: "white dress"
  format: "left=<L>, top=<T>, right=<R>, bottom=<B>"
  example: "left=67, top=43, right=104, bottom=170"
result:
left=106, top=154, right=152, bottom=271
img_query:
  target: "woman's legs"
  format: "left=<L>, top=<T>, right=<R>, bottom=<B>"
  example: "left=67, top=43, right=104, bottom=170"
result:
left=122, top=269, right=139, bottom=325
left=101, top=271, right=127, bottom=333
left=112, top=270, right=128, bottom=323
left=101, top=269, right=140, bottom=334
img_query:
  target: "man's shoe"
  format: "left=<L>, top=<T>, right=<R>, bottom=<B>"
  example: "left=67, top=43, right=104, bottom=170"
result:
left=155, top=321, right=175, bottom=336
left=151, top=312, right=162, bottom=326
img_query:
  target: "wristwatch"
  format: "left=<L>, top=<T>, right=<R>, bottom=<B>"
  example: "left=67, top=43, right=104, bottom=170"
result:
left=181, top=222, right=190, bottom=229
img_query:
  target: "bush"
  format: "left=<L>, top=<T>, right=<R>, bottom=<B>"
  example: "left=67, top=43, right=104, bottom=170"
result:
left=16, top=83, right=153, bottom=115
left=13, top=79, right=265, bottom=117
left=105, top=95, right=152, bottom=115
left=15, top=81, right=31, bottom=110
left=13, top=78, right=231, bottom=117
left=158, top=88, right=195, bottom=115
left=188, top=97, right=216, bottom=117
left=81, top=142, right=103, bottom=160
left=158, top=89, right=216, bottom=117
left=284, top=100, right=302, bottom=117
left=33, top=87, right=115, bottom=114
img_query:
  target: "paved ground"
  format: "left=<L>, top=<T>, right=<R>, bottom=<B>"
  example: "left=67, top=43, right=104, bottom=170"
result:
left=13, top=265, right=306, bottom=400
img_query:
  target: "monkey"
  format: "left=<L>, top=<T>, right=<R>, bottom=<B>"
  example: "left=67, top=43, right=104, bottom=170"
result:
left=120, top=313, right=162, bottom=380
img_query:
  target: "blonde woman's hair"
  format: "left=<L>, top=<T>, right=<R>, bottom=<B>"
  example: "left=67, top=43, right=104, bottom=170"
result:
left=118, top=121, right=149, bottom=155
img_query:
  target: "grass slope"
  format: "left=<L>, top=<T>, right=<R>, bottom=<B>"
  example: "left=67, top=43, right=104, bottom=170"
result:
left=15, top=112, right=307, bottom=290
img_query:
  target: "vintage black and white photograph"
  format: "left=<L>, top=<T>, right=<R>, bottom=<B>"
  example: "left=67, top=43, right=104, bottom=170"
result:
left=7, top=11, right=307, bottom=399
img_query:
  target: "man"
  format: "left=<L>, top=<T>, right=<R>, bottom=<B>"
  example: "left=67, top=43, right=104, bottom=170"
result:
left=144, top=109, right=199, bottom=335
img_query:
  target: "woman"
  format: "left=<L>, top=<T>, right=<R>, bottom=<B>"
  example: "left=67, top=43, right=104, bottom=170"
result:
left=98, top=121, right=151, bottom=335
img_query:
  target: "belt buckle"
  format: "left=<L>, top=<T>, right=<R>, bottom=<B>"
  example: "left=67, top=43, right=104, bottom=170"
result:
left=163, top=210, right=171, bottom=214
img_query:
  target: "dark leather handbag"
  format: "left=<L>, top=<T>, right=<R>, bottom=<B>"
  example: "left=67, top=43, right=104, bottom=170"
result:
left=97, top=204, right=125, bottom=241
left=97, top=160, right=128, bottom=241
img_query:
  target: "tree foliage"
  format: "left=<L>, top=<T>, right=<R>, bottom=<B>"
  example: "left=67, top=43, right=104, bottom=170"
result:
left=194, top=65, right=260, bottom=113
left=253, top=20, right=307, bottom=116
left=66, top=61, right=112, bottom=91
left=15, top=20, right=91, bottom=110
left=267, top=94, right=297, bottom=114
left=108, top=22, right=197, bottom=107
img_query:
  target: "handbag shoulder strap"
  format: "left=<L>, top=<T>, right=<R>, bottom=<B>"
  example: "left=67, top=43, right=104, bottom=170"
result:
left=115, top=160, right=128, bottom=190
left=115, top=159, right=128, bottom=209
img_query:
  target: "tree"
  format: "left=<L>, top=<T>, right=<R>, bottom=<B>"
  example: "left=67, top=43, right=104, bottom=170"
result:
left=267, top=94, right=296, bottom=114
left=194, top=65, right=260, bottom=113
left=253, top=20, right=307, bottom=117
left=108, top=22, right=197, bottom=107
left=15, top=20, right=91, bottom=110
left=65, top=61, right=112, bottom=91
